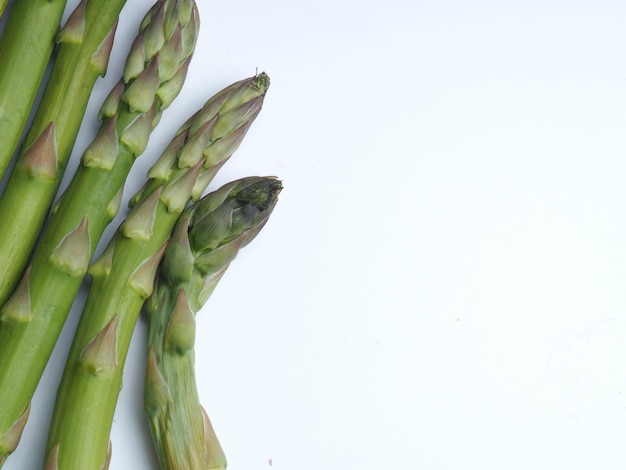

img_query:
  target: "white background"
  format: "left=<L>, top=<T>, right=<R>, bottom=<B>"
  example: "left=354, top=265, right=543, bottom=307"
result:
left=5, top=0, right=626, bottom=468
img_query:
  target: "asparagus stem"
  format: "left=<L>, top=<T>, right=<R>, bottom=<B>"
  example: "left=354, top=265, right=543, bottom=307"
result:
left=145, top=176, right=281, bottom=470
left=0, top=0, right=68, bottom=181
left=43, top=74, right=270, bottom=469
left=0, top=0, right=128, bottom=308
left=0, top=1, right=200, bottom=465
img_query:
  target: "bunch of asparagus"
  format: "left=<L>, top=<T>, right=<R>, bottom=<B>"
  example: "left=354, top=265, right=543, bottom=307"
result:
left=0, top=1, right=280, bottom=468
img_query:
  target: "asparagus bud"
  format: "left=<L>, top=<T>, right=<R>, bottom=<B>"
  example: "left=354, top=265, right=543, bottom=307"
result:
left=144, top=177, right=281, bottom=469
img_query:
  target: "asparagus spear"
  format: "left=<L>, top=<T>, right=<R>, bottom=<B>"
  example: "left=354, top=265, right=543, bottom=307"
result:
left=145, top=176, right=281, bottom=469
left=0, top=0, right=128, bottom=307
left=0, top=1, right=199, bottom=465
left=43, top=74, right=270, bottom=469
left=0, top=0, right=68, bottom=181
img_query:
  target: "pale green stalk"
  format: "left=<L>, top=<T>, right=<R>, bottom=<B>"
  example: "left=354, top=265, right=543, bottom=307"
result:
left=0, top=0, right=128, bottom=307
left=0, top=0, right=68, bottom=181
left=0, top=1, right=199, bottom=466
left=43, top=73, right=270, bottom=470
left=145, top=176, right=281, bottom=469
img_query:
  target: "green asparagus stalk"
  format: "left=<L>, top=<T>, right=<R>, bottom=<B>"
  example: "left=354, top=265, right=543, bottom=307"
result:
left=43, top=74, right=270, bottom=469
left=145, top=176, right=281, bottom=469
left=0, top=0, right=128, bottom=307
left=0, top=0, right=68, bottom=181
left=0, top=1, right=199, bottom=465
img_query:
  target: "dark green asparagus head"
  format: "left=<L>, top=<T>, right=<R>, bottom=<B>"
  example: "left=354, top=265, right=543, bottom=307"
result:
left=191, top=176, right=282, bottom=252
left=160, top=177, right=281, bottom=305
left=143, top=176, right=280, bottom=469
